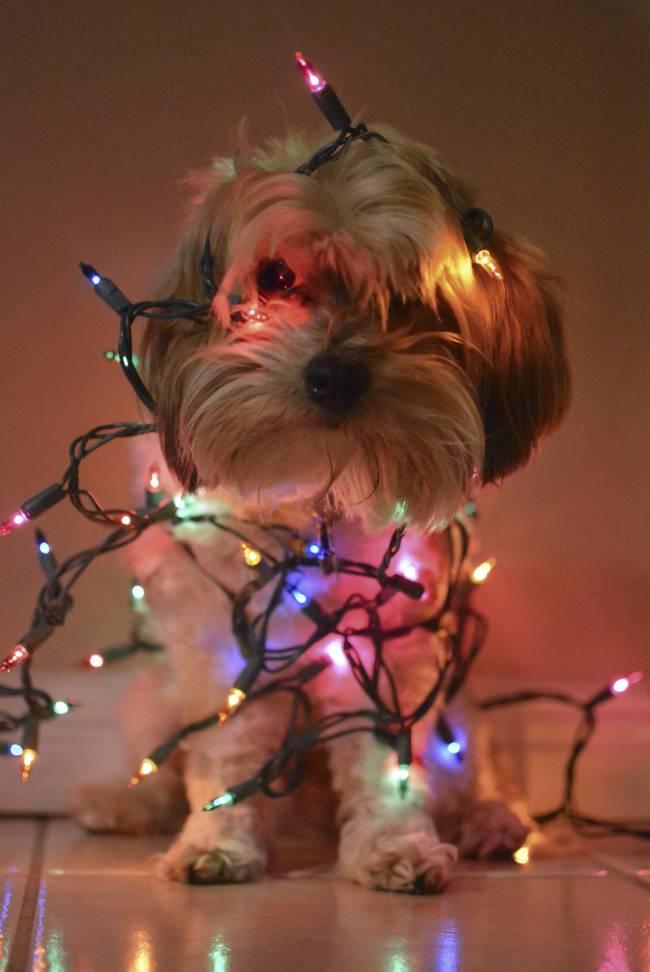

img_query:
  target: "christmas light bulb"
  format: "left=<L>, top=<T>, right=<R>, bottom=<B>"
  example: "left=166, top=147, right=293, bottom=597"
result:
left=447, top=741, right=462, bottom=756
left=52, top=700, right=71, bottom=716
left=293, top=51, right=351, bottom=132
left=0, top=510, right=29, bottom=537
left=324, top=637, right=347, bottom=670
left=79, top=262, right=131, bottom=314
left=305, top=541, right=322, bottom=557
left=21, top=748, right=37, bottom=782
left=173, top=493, right=186, bottom=510
left=218, top=687, right=246, bottom=723
left=290, top=587, right=309, bottom=606
left=241, top=543, right=262, bottom=568
left=120, top=514, right=133, bottom=527
left=131, top=583, right=145, bottom=601
left=38, top=540, right=51, bottom=555
left=204, top=791, right=235, bottom=812
left=513, top=845, right=530, bottom=865
left=128, top=757, right=158, bottom=788
left=148, top=466, right=161, bottom=491
left=473, top=248, right=503, bottom=280
left=294, top=51, right=327, bottom=93
left=397, top=557, right=419, bottom=581
left=392, top=499, right=408, bottom=522
left=9, top=743, right=23, bottom=758
left=81, top=264, right=103, bottom=287
left=395, top=763, right=410, bottom=799
left=470, top=558, right=496, bottom=584
left=610, top=671, right=643, bottom=695
left=0, top=644, right=29, bottom=673
left=87, top=653, right=105, bottom=669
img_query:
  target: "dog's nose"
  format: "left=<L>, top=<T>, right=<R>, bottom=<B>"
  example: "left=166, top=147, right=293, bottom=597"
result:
left=304, top=351, right=370, bottom=413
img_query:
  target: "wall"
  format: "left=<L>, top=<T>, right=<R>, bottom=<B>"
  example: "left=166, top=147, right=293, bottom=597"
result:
left=1, top=0, right=648, bottom=691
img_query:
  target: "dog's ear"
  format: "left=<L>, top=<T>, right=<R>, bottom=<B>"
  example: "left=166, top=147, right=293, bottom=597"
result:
left=142, top=182, right=233, bottom=491
left=436, top=233, right=571, bottom=484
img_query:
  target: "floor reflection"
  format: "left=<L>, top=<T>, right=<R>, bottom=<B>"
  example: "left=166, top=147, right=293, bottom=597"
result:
left=435, top=919, right=459, bottom=972
left=0, top=878, right=15, bottom=968
left=209, top=933, right=231, bottom=972
left=599, top=920, right=633, bottom=972
left=128, top=927, right=154, bottom=972
left=32, top=880, right=48, bottom=972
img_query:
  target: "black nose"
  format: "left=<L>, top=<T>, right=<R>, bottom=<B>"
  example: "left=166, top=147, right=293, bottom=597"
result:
left=304, top=351, right=370, bottom=413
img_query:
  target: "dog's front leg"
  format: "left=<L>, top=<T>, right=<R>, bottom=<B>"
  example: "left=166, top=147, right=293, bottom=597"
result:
left=156, top=696, right=286, bottom=884
left=327, top=730, right=457, bottom=893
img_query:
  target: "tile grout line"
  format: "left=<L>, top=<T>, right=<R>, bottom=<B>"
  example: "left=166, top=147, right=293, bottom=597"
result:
left=6, top=818, right=49, bottom=972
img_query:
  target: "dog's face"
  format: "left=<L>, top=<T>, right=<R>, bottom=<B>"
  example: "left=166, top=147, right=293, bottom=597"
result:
left=144, top=126, right=570, bottom=530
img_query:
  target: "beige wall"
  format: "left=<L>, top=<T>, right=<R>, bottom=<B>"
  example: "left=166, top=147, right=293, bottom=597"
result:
left=1, top=1, right=648, bottom=683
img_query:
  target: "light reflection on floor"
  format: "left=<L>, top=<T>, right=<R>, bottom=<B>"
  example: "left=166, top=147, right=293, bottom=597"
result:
left=209, top=934, right=231, bottom=972
left=436, top=919, right=459, bottom=972
left=0, top=820, right=647, bottom=972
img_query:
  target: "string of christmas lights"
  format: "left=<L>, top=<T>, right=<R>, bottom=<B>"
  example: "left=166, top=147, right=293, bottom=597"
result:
left=1, top=415, right=647, bottom=842
left=1, top=48, right=646, bottom=847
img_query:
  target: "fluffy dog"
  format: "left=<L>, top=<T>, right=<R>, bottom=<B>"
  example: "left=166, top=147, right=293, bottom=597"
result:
left=70, top=123, right=570, bottom=892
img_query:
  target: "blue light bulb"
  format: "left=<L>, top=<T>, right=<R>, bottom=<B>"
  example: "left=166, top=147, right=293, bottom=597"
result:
left=39, top=541, right=51, bottom=555
left=306, top=542, right=321, bottom=556
left=9, top=743, right=23, bottom=757
left=447, top=741, right=461, bottom=755
left=291, top=588, right=309, bottom=606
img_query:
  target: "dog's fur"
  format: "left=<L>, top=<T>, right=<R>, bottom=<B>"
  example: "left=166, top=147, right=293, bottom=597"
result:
left=70, top=125, right=570, bottom=891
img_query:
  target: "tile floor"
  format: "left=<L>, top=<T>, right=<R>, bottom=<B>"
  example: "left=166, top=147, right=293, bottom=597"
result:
left=0, top=817, right=648, bottom=972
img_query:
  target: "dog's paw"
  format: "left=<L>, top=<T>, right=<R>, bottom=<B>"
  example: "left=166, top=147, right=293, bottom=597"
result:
left=68, top=782, right=156, bottom=835
left=68, top=777, right=185, bottom=835
left=155, top=837, right=266, bottom=885
left=458, top=799, right=530, bottom=860
left=341, top=828, right=457, bottom=893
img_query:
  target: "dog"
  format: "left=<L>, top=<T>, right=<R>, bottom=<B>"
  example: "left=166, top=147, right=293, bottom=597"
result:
left=70, top=121, right=570, bottom=892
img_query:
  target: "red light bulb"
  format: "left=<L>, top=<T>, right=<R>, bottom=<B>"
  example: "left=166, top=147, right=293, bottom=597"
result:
left=0, top=510, right=29, bottom=537
left=294, top=51, right=327, bottom=94
left=0, top=644, right=29, bottom=673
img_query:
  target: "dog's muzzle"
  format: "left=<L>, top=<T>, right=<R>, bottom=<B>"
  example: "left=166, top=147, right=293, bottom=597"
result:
left=304, top=350, right=370, bottom=414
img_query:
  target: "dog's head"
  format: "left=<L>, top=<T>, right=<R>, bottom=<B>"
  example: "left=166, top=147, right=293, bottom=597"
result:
left=143, top=126, right=570, bottom=530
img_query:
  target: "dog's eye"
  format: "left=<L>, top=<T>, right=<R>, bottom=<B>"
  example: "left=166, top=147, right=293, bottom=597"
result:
left=256, top=259, right=296, bottom=294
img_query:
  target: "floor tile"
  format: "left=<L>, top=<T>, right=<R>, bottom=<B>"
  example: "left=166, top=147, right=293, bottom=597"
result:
left=42, top=819, right=168, bottom=877
left=25, top=824, right=650, bottom=972
left=0, top=872, right=27, bottom=972
left=591, top=836, right=650, bottom=890
left=0, top=821, right=42, bottom=972
left=4, top=821, right=648, bottom=971
left=0, top=819, right=39, bottom=874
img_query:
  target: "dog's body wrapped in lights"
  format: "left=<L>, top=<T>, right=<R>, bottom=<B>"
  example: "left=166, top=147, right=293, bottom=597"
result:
left=71, top=121, right=570, bottom=891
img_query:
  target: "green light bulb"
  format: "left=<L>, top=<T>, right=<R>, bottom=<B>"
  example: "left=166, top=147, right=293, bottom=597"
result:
left=203, top=791, right=235, bottom=812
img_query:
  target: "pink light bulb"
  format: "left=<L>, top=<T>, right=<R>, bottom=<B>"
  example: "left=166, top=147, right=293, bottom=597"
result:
left=324, top=638, right=347, bottom=670
left=0, top=510, right=29, bottom=537
left=397, top=557, right=419, bottom=581
left=294, top=51, right=327, bottom=94
left=610, top=671, right=643, bottom=695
